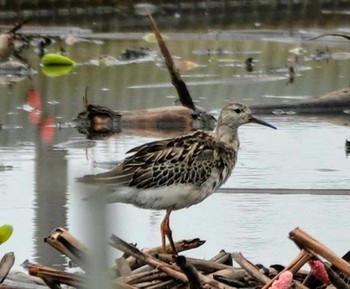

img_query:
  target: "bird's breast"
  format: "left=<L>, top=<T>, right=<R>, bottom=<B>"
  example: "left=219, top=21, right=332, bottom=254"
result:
left=106, top=183, right=213, bottom=211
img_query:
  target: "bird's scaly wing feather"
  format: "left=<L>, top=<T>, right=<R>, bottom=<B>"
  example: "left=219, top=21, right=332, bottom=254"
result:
left=78, top=131, right=236, bottom=189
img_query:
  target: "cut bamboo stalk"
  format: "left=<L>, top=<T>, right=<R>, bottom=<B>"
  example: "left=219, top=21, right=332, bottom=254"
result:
left=208, top=268, right=246, bottom=284
left=110, top=234, right=189, bottom=283
left=325, top=263, right=350, bottom=289
left=44, top=227, right=89, bottom=270
left=117, top=269, right=167, bottom=285
left=174, top=255, right=203, bottom=289
left=210, top=250, right=233, bottom=266
left=232, top=251, right=309, bottom=289
left=0, top=252, right=14, bottom=283
left=125, top=238, right=205, bottom=269
left=289, top=227, right=350, bottom=276
left=144, top=279, right=177, bottom=289
left=260, top=249, right=312, bottom=289
left=110, top=234, right=236, bottom=289
left=115, top=257, right=132, bottom=277
left=157, top=253, right=242, bottom=274
left=231, top=252, right=271, bottom=284
left=28, top=264, right=85, bottom=287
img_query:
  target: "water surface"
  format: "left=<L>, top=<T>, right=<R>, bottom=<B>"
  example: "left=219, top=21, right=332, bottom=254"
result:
left=0, top=21, right=349, bottom=269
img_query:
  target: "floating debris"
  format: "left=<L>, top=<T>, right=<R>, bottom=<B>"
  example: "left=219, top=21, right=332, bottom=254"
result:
left=0, top=165, right=13, bottom=172
left=251, top=87, right=350, bottom=114
left=157, top=58, right=201, bottom=71
left=143, top=32, right=168, bottom=43
left=87, top=49, right=158, bottom=67
left=120, top=47, right=156, bottom=60
left=62, top=34, right=103, bottom=46
left=193, top=48, right=261, bottom=56
left=0, top=61, right=35, bottom=76
left=0, top=61, right=36, bottom=85
left=345, top=139, right=350, bottom=156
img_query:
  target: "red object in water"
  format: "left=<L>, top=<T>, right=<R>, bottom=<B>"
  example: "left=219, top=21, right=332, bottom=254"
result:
left=40, top=115, right=55, bottom=144
left=308, top=259, right=330, bottom=284
left=26, top=88, right=42, bottom=109
left=270, top=271, right=293, bottom=289
left=26, top=88, right=42, bottom=125
left=28, top=108, right=41, bottom=125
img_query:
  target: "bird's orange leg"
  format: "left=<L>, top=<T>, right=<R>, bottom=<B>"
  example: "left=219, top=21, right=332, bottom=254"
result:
left=160, top=207, right=177, bottom=255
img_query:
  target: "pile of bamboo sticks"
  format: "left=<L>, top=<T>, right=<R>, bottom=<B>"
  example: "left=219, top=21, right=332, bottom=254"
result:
left=1, top=227, right=350, bottom=289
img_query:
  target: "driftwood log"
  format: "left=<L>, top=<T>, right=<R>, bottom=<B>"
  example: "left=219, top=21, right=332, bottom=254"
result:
left=250, top=88, right=350, bottom=115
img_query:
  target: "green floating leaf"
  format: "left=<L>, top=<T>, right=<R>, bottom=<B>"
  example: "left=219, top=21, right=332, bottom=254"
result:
left=41, top=65, right=74, bottom=77
left=41, top=53, right=76, bottom=66
left=0, top=224, right=13, bottom=245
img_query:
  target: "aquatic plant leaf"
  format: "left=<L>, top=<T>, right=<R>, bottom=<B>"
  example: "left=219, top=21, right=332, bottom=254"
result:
left=41, top=53, right=76, bottom=66
left=41, top=65, right=74, bottom=77
left=0, top=225, right=13, bottom=245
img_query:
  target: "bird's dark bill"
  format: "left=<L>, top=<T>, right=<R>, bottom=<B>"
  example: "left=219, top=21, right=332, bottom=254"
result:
left=250, top=116, right=277, bottom=129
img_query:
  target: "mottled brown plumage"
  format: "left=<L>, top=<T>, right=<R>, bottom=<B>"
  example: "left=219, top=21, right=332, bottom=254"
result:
left=79, top=103, right=276, bottom=253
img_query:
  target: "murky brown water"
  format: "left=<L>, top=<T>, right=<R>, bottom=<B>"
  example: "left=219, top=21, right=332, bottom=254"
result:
left=0, top=12, right=350, bottom=271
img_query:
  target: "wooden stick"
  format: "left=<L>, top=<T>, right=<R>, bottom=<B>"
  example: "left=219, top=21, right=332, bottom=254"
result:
left=0, top=252, right=14, bottom=283
left=325, top=263, right=350, bottom=289
left=146, top=279, right=177, bottom=289
left=157, top=253, right=242, bottom=274
left=260, top=249, right=312, bottom=289
left=110, top=234, right=236, bottom=289
left=28, top=264, right=85, bottom=287
left=125, top=238, right=205, bottom=269
left=231, top=252, right=271, bottom=284
left=210, top=250, right=233, bottom=265
left=148, top=14, right=197, bottom=112
left=289, top=227, right=350, bottom=276
left=174, top=256, right=203, bottom=289
left=44, top=227, right=89, bottom=270
left=117, top=269, right=167, bottom=285
left=110, top=234, right=188, bottom=283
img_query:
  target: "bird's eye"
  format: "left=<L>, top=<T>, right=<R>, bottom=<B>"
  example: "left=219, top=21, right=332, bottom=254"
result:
left=233, top=108, right=242, bottom=113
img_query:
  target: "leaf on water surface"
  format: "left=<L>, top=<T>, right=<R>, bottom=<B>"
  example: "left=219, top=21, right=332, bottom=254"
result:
left=41, top=65, right=74, bottom=77
left=0, top=225, right=13, bottom=245
left=41, top=53, right=76, bottom=66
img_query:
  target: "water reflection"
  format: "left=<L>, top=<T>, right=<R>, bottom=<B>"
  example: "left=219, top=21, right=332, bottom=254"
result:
left=33, top=147, right=68, bottom=267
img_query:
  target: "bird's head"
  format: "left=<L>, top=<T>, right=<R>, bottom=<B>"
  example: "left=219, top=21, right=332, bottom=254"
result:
left=218, top=103, right=276, bottom=130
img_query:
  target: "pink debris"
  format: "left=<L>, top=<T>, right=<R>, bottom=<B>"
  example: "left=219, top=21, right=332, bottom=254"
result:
left=308, top=259, right=330, bottom=284
left=270, top=271, right=293, bottom=289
